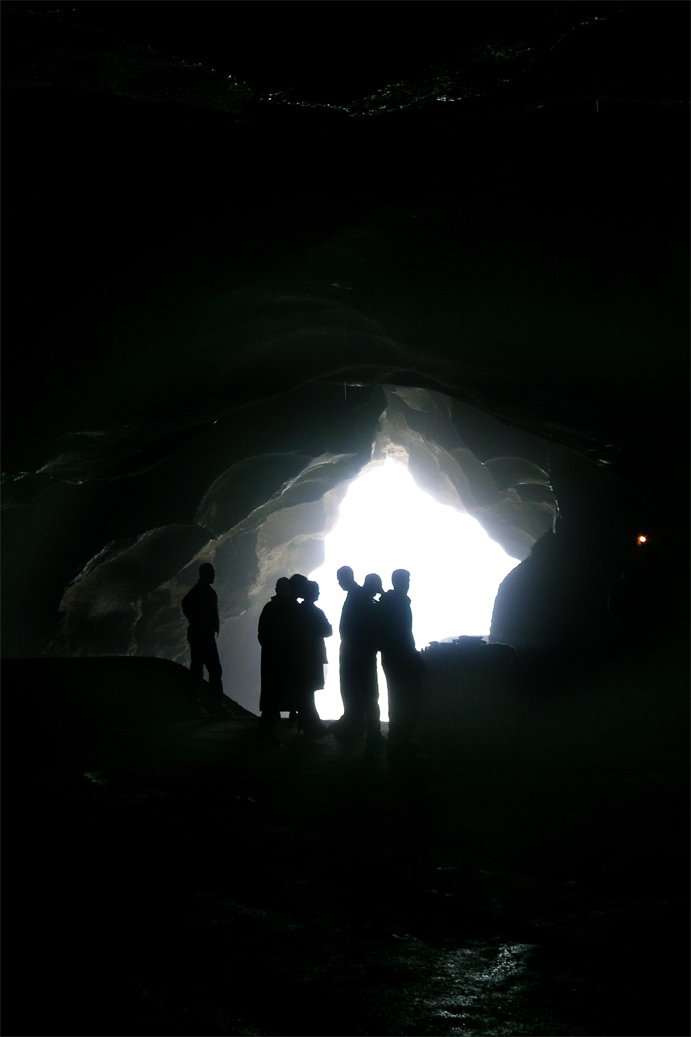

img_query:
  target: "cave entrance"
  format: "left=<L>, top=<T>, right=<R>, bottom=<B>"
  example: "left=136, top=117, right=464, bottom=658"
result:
left=308, top=456, right=521, bottom=721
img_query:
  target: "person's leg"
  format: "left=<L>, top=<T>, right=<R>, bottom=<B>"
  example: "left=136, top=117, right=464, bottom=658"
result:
left=348, top=655, right=373, bottom=742
left=387, top=665, right=422, bottom=762
left=363, top=655, right=383, bottom=745
left=383, top=662, right=404, bottom=756
left=259, top=661, right=282, bottom=733
left=205, top=638, right=223, bottom=691
left=298, top=688, right=325, bottom=736
left=337, top=648, right=358, bottom=726
left=339, top=646, right=355, bottom=718
left=189, top=636, right=204, bottom=682
left=334, top=649, right=362, bottom=745
left=203, top=638, right=225, bottom=713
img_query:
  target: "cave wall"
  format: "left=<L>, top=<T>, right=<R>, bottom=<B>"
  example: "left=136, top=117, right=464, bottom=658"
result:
left=1, top=2, right=688, bottom=708
left=3, top=365, right=684, bottom=717
left=24, top=386, right=567, bottom=714
left=8, top=378, right=674, bottom=717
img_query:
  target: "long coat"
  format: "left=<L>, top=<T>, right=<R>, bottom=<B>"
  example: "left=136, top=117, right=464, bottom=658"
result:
left=298, top=601, right=333, bottom=692
left=258, top=594, right=299, bottom=713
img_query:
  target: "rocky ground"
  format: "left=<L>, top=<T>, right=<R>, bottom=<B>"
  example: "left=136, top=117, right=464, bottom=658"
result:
left=2, top=650, right=688, bottom=1037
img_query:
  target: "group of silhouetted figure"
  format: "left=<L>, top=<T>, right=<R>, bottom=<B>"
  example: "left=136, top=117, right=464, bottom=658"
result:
left=257, top=573, right=332, bottom=738
left=181, top=562, right=424, bottom=760
left=258, top=565, right=424, bottom=759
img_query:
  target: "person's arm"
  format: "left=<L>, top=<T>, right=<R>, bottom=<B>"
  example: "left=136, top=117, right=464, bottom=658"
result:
left=318, top=608, right=333, bottom=638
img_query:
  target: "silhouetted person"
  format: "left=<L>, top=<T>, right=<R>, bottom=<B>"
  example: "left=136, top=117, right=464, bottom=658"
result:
left=379, top=568, right=424, bottom=760
left=289, top=573, right=310, bottom=599
left=331, top=566, right=364, bottom=744
left=257, top=577, right=298, bottom=733
left=332, top=566, right=383, bottom=749
left=295, top=580, right=332, bottom=737
left=288, top=573, right=310, bottom=726
left=360, top=572, right=386, bottom=750
left=181, top=562, right=225, bottom=714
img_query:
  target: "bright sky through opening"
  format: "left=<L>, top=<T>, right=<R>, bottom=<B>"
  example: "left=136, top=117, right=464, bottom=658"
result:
left=309, top=458, right=521, bottom=721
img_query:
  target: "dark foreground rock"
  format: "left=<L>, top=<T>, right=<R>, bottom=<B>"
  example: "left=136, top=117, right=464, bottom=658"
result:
left=2, top=653, right=688, bottom=1037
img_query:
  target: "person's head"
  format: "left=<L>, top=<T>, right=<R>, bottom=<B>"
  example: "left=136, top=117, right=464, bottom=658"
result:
left=199, top=562, right=215, bottom=584
left=336, top=565, right=355, bottom=591
left=305, top=580, right=320, bottom=603
left=363, top=572, right=384, bottom=598
left=391, top=568, right=410, bottom=594
left=275, top=577, right=291, bottom=597
left=289, top=573, right=309, bottom=600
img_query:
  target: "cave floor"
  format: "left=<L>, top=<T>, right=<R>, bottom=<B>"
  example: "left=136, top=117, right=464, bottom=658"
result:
left=4, top=707, right=688, bottom=1037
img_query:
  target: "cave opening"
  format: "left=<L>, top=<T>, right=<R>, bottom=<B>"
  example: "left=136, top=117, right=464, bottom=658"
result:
left=308, top=455, right=521, bottom=721
left=212, top=385, right=556, bottom=717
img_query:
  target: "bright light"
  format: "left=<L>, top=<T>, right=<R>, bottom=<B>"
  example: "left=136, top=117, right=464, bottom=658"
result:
left=309, top=458, right=520, bottom=721
left=636, top=534, right=649, bottom=546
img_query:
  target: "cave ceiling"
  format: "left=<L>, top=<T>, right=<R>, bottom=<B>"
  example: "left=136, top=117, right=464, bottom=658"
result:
left=1, top=1, right=689, bottom=661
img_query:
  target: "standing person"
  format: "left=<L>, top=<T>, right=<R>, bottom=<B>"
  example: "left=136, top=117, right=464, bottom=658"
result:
left=331, top=565, right=367, bottom=746
left=296, top=580, right=332, bottom=737
left=332, top=566, right=384, bottom=749
left=379, top=568, right=424, bottom=761
left=257, top=577, right=297, bottom=734
left=361, top=573, right=386, bottom=751
left=181, top=562, right=225, bottom=715
left=288, top=572, right=309, bottom=726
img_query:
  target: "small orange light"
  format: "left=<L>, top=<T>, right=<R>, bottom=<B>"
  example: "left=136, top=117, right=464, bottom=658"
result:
left=636, top=534, right=648, bottom=546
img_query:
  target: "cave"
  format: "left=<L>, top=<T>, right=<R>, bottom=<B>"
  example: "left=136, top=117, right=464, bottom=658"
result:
left=1, top=3, right=689, bottom=1036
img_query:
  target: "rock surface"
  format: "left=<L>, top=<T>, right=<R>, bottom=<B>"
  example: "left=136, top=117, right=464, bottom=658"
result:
left=2, top=652, right=688, bottom=1036
left=1, top=9, right=688, bottom=1031
left=2, top=2, right=688, bottom=680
